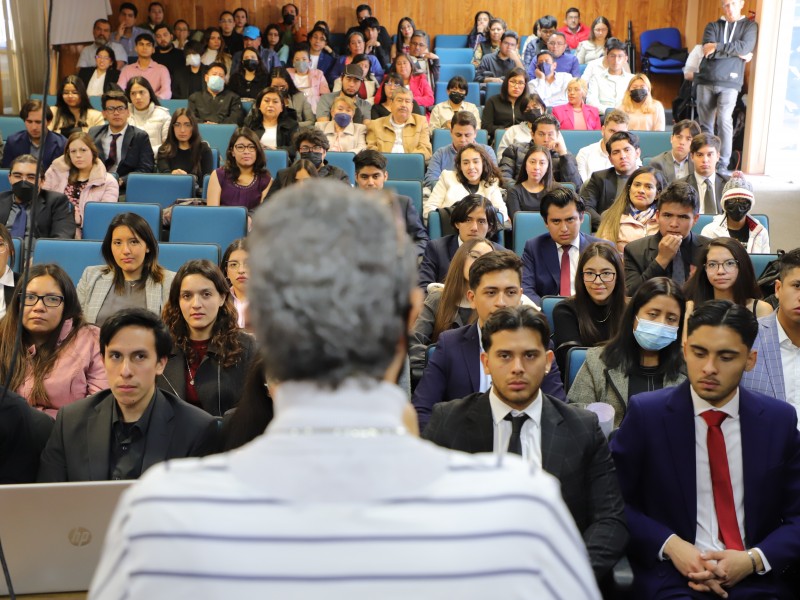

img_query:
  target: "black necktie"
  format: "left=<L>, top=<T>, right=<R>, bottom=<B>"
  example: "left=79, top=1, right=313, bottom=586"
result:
left=703, top=178, right=716, bottom=214
left=505, top=413, right=529, bottom=456
left=672, top=247, right=686, bottom=285
left=106, top=133, right=121, bottom=171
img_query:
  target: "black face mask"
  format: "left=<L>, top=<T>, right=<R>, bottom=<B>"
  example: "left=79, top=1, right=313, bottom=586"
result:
left=11, top=180, right=36, bottom=204
left=243, top=59, right=258, bottom=71
left=448, top=91, right=466, bottom=104
left=630, top=88, right=648, bottom=103
left=724, top=200, right=751, bottom=222
left=283, top=13, right=295, bottom=25
left=300, top=151, right=323, bottom=168
left=522, top=109, right=541, bottom=123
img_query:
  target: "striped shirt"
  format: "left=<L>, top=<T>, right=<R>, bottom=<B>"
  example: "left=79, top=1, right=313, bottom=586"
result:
left=89, top=379, right=599, bottom=600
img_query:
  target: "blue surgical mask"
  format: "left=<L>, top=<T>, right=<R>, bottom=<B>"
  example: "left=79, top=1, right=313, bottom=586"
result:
left=540, top=62, right=552, bottom=76
left=207, top=75, right=224, bottom=93
left=633, top=317, right=678, bottom=351
left=333, top=112, right=352, bottom=128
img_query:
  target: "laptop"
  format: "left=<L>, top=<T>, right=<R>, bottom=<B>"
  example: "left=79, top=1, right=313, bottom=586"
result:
left=0, top=480, right=131, bottom=595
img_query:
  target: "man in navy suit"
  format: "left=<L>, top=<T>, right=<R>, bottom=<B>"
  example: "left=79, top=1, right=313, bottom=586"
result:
left=521, top=187, right=610, bottom=306
left=742, top=248, right=800, bottom=409
left=89, top=90, right=155, bottom=190
left=1, top=99, right=65, bottom=172
left=680, top=132, right=730, bottom=215
left=611, top=300, right=800, bottom=599
left=412, top=250, right=566, bottom=431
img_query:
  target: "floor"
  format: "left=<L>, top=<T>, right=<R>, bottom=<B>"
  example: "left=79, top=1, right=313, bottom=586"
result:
left=748, top=174, right=800, bottom=252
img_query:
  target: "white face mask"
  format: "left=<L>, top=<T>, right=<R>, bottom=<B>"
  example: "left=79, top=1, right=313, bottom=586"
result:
left=186, top=54, right=201, bottom=67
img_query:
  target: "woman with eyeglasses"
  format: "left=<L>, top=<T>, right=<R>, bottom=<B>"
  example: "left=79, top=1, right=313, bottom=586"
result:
left=552, top=243, right=626, bottom=375
left=206, top=127, right=272, bottom=210
left=125, top=76, right=171, bottom=151
left=482, top=67, right=531, bottom=142
left=49, top=75, right=104, bottom=137
left=568, top=277, right=687, bottom=427
left=684, top=237, right=773, bottom=319
left=173, top=19, right=191, bottom=50
left=471, top=18, right=505, bottom=67
left=242, top=87, right=299, bottom=154
left=370, top=73, right=421, bottom=119
left=222, top=238, right=250, bottom=329
left=266, top=67, right=315, bottom=128
left=156, top=108, right=215, bottom=197
left=76, top=212, right=175, bottom=326
left=0, top=264, right=107, bottom=416
left=159, top=259, right=256, bottom=417
left=77, top=45, right=120, bottom=96
left=0, top=224, right=18, bottom=320
left=43, top=131, right=119, bottom=238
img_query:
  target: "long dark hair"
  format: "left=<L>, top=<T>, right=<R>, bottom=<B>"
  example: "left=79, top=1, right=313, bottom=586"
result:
left=468, top=11, right=493, bottom=40
left=394, top=16, right=416, bottom=55
left=95, top=44, right=119, bottom=72
left=267, top=66, right=300, bottom=96
left=222, top=354, right=273, bottom=450
left=379, top=72, right=404, bottom=106
left=589, top=16, right=613, bottom=43
left=54, top=75, right=93, bottom=130
left=101, top=212, right=165, bottom=291
left=601, top=277, right=686, bottom=379
left=571, top=243, right=626, bottom=346
left=202, top=26, right=227, bottom=55
left=0, top=264, right=87, bottom=407
left=244, top=87, right=287, bottom=130
left=125, top=75, right=162, bottom=107
left=222, top=127, right=268, bottom=182
left=157, top=108, right=207, bottom=179
left=162, top=259, right=244, bottom=368
left=515, top=143, right=556, bottom=188
left=263, top=23, right=284, bottom=52
left=684, top=237, right=762, bottom=307
left=235, top=47, right=268, bottom=79
left=454, top=143, right=502, bottom=188
left=500, top=67, right=530, bottom=105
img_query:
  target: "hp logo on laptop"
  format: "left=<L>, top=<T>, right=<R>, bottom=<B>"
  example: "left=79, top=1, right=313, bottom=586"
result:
left=68, top=527, right=92, bottom=547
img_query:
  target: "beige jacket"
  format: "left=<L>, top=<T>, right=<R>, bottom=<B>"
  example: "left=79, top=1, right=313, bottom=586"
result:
left=366, top=114, right=432, bottom=160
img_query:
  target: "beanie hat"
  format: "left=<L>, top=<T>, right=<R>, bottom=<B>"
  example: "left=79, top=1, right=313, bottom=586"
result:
left=720, top=171, right=755, bottom=210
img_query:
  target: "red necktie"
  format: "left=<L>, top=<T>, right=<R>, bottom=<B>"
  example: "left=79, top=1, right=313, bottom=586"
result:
left=559, top=245, right=572, bottom=297
left=701, top=411, right=744, bottom=551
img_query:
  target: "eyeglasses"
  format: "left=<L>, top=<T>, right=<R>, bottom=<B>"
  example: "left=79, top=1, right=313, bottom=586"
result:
left=226, top=260, right=249, bottom=271
left=21, top=293, right=64, bottom=307
left=298, top=145, right=324, bottom=153
left=410, top=41, right=427, bottom=48
left=104, top=105, right=127, bottom=113
left=234, top=144, right=257, bottom=152
left=548, top=41, right=566, bottom=47
left=704, top=259, right=739, bottom=272
left=95, top=54, right=111, bottom=60
left=582, top=271, right=616, bottom=283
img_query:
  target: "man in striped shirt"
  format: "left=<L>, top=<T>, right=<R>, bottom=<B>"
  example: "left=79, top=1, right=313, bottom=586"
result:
left=89, top=180, right=599, bottom=600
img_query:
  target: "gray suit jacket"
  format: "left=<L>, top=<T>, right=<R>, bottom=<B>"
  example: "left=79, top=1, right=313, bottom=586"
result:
left=76, top=265, right=175, bottom=325
left=649, top=150, right=694, bottom=184
left=741, top=311, right=785, bottom=401
left=423, top=390, right=628, bottom=579
left=37, top=388, right=217, bottom=482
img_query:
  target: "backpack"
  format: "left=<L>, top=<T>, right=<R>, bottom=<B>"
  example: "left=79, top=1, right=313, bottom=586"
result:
left=757, top=250, right=785, bottom=308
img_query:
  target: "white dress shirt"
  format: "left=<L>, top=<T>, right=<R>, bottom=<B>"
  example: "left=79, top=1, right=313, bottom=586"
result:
left=528, top=72, right=572, bottom=107
left=476, top=323, right=492, bottom=392
left=555, top=235, right=580, bottom=296
left=0, top=266, right=13, bottom=319
left=389, top=117, right=408, bottom=154
left=694, top=173, right=718, bottom=214
left=776, top=316, right=800, bottom=420
left=103, top=125, right=128, bottom=172
left=489, top=388, right=543, bottom=467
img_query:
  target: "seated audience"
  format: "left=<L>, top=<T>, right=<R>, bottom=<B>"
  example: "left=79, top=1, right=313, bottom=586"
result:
left=429, top=76, right=481, bottom=130
left=576, top=17, right=611, bottom=64
left=521, top=15, right=556, bottom=69
left=315, top=95, right=367, bottom=153
left=344, top=6, right=393, bottom=53
left=156, top=108, right=215, bottom=197
left=269, top=127, right=350, bottom=195
left=333, top=53, right=380, bottom=105
left=596, top=166, right=667, bottom=253
left=558, top=7, right=590, bottom=50
left=243, top=87, right=298, bottom=153
left=482, top=67, right=530, bottom=142
left=0, top=155, right=76, bottom=240
left=506, top=143, right=561, bottom=220
left=171, top=42, right=207, bottom=100
left=476, top=31, right=523, bottom=84
left=315, top=65, right=373, bottom=124
left=680, top=133, right=729, bottom=214
left=360, top=17, right=391, bottom=70
left=649, top=119, right=701, bottom=183
left=586, top=38, right=634, bottom=113
left=77, top=213, right=175, bottom=326
left=366, top=86, right=432, bottom=159
left=89, top=90, right=155, bottom=191
left=580, top=131, right=642, bottom=230
left=263, top=24, right=290, bottom=66
left=374, top=54, right=434, bottom=110
left=412, top=250, right=566, bottom=431
left=43, top=132, right=119, bottom=236
left=152, top=24, right=185, bottom=75
left=521, top=188, right=610, bottom=305
left=496, top=94, right=545, bottom=155
left=569, top=277, right=687, bottom=427
left=575, top=109, right=634, bottom=182
left=1, top=99, right=66, bottom=172
left=624, top=180, right=710, bottom=295
left=206, top=127, right=272, bottom=210
left=118, top=33, right=172, bottom=100
left=407, top=30, right=440, bottom=90
left=276, top=4, right=307, bottom=48
left=353, top=149, right=428, bottom=257
left=142, top=2, right=166, bottom=32
left=227, top=47, right=269, bottom=101
left=110, top=2, right=148, bottom=61
left=76, top=18, right=127, bottom=71
left=49, top=76, right=105, bottom=137
left=418, top=195, right=502, bottom=291
left=268, top=67, right=316, bottom=127
left=472, top=18, right=505, bottom=67
left=425, top=111, right=496, bottom=191
left=218, top=13, right=240, bottom=54
left=306, top=26, right=338, bottom=83
left=77, top=45, right=120, bottom=96
left=37, top=307, right=217, bottom=482
left=0, top=264, right=107, bottom=417
left=371, top=73, right=409, bottom=119
left=125, top=76, right=171, bottom=151
left=425, top=144, right=506, bottom=222
left=233, top=8, right=248, bottom=36
left=546, top=31, right=581, bottom=77
left=467, top=11, right=492, bottom=50
left=701, top=172, right=770, bottom=253
left=173, top=19, right=193, bottom=50
left=159, top=259, right=257, bottom=417
left=424, top=304, right=628, bottom=582
left=287, top=44, right=330, bottom=112
left=328, top=31, right=384, bottom=85
left=618, top=74, right=665, bottom=131
left=391, top=17, right=415, bottom=60
left=552, top=78, right=601, bottom=130
left=223, top=238, right=250, bottom=330
left=188, top=62, right=244, bottom=125
left=552, top=242, right=626, bottom=374
left=200, top=27, right=232, bottom=72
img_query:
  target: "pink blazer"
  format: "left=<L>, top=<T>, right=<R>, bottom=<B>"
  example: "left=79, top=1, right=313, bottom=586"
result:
left=43, top=157, right=119, bottom=231
left=286, top=68, right=330, bottom=112
left=552, top=103, right=601, bottom=130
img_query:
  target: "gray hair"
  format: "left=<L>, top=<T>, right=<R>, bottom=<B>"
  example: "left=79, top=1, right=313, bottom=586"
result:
left=248, top=179, right=417, bottom=387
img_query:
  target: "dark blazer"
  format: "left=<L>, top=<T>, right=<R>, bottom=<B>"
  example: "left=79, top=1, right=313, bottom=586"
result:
left=499, top=143, right=583, bottom=191
left=680, top=172, right=730, bottom=214
left=610, top=381, right=800, bottom=599
left=521, top=232, right=611, bottom=306
left=269, top=160, right=350, bottom=195
left=171, top=65, right=208, bottom=100
left=37, top=388, right=217, bottom=483
left=0, top=388, right=54, bottom=484
left=2, top=271, right=18, bottom=309
left=648, top=150, right=694, bottom=184
left=157, top=332, right=257, bottom=417
left=243, top=109, right=298, bottom=156
left=579, top=166, right=624, bottom=231
left=623, top=231, right=710, bottom=297
left=411, top=322, right=566, bottom=431
left=88, top=124, right=155, bottom=187
left=1, top=129, right=66, bottom=171
left=77, top=67, right=120, bottom=95
left=417, top=235, right=458, bottom=291
left=0, top=190, right=76, bottom=240
left=395, top=193, right=429, bottom=257
left=424, top=390, right=628, bottom=579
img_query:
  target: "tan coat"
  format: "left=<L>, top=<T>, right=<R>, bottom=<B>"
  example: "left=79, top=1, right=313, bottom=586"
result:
left=366, top=114, right=432, bottom=160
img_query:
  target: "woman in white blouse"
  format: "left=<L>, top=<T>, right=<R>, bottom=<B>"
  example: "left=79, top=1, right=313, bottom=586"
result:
left=78, top=45, right=120, bottom=97
left=125, top=76, right=171, bottom=151
left=576, top=17, right=611, bottom=65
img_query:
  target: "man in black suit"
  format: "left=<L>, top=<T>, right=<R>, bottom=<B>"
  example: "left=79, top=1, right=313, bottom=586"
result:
left=38, top=308, right=217, bottom=483
left=424, top=305, right=628, bottom=582
left=624, top=180, right=710, bottom=296
left=0, top=155, right=76, bottom=244
left=353, top=149, right=428, bottom=257
left=89, top=89, right=155, bottom=190
left=680, top=132, right=730, bottom=214
left=0, top=387, right=54, bottom=484
left=580, top=131, right=641, bottom=231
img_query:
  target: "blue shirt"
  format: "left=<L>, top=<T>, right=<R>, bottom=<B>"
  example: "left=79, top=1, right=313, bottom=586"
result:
left=424, top=144, right=497, bottom=190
